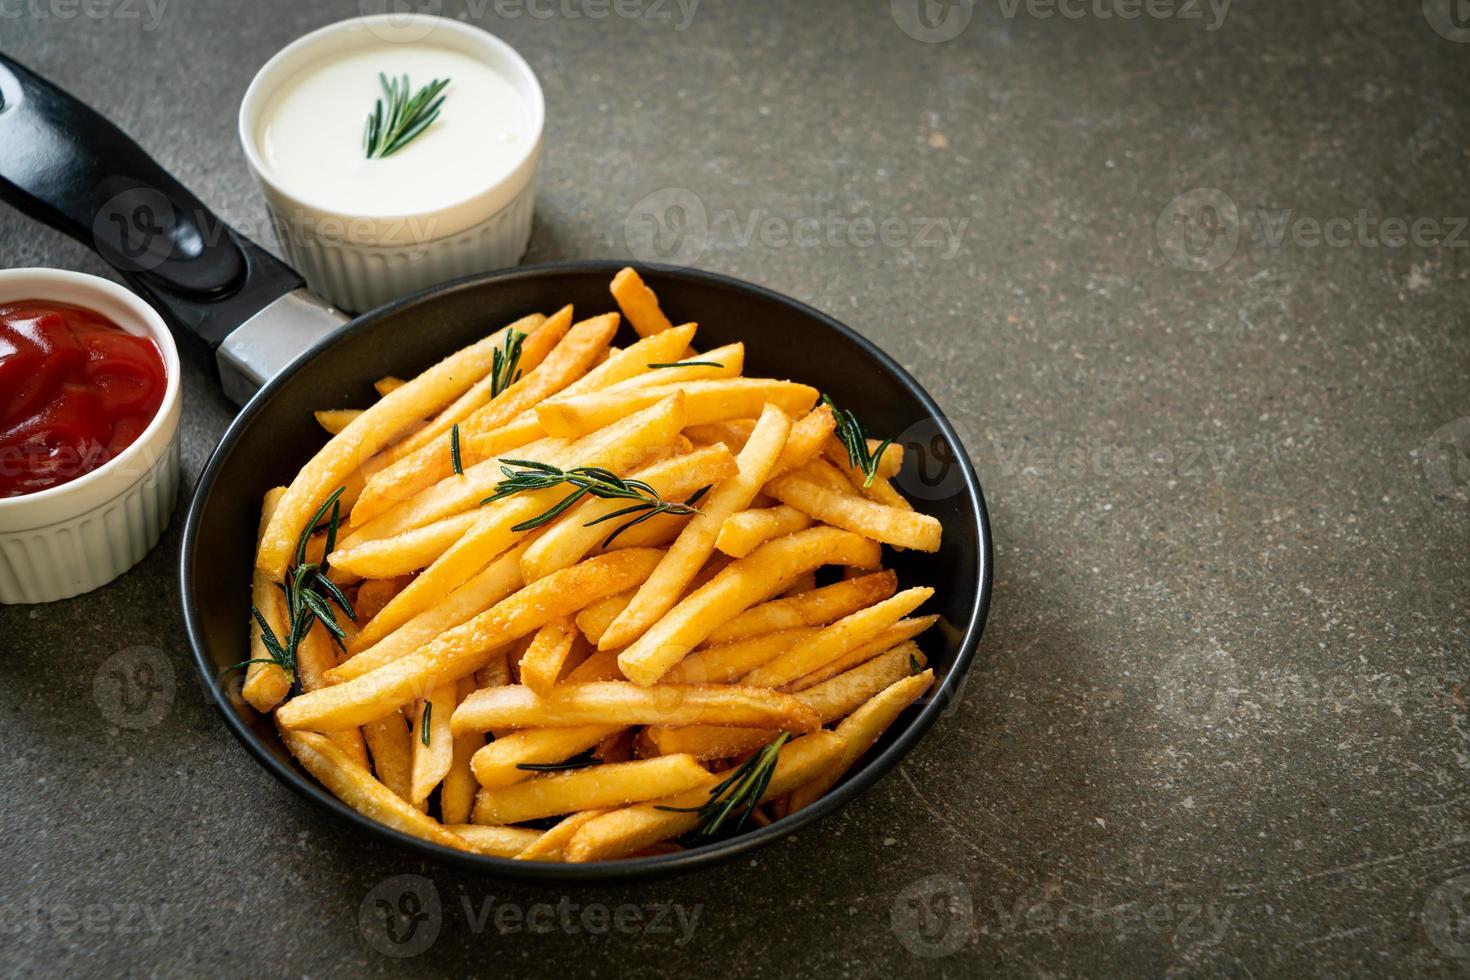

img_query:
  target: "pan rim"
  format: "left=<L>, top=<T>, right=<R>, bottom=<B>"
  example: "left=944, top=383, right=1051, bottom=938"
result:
left=180, top=260, right=993, bottom=881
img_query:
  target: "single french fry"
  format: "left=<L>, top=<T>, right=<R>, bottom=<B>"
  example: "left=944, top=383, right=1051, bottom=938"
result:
left=789, top=670, right=934, bottom=812
left=715, top=505, right=813, bottom=558
left=447, top=823, right=544, bottom=856
left=277, top=549, right=665, bottom=732
left=518, top=618, right=578, bottom=697
left=610, top=266, right=675, bottom=337
left=353, top=576, right=414, bottom=622
left=537, top=378, right=818, bottom=440
left=661, top=628, right=816, bottom=685
left=704, top=570, right=898, bottom=646
left=350, top=393, right=686, bottom=651
left=768, top=405, right=838, bottom=479
left=440, top=677, right=484, bottom=825
left=519, top=444, right=736, bottom=582
left=564, top=647, right=626, bottom=683
left=741, top=587, right=933, bottom=689
left=562, top=732, right=844, bottom=862
left=602, top=342, right=743, bottom=389
left=327, top=544, right=527, bottom=683
left=477, top=645, right=514, bottom=690
left=787, top=615, right=937, bottom=690
left=409, top=683, right=456, bottom=804
left=821, top=435, right=903, bottom=483
left=470, top=725, right=618, bottom=789
left=331, top=510, right=483, bottom=578
left=615, top=527, right=882, bottom=686
left=646, top=646, right=926, bottom=760
left=374, top=376, right=406, bottom=397
left=781, top=570, right=818, bottom=596
left=684, top=419, right=755, bottom=452
left=362, top=710, right=415, bottom=803
left=452, top=681, right=820, bottom=735
left=296, top=622, right=370, bottom=766
left=259, top=325, right=527, bottom=580
left=599, top=403, right=793, bottom=651
left=352, top=312, right=616, bottom=524
left=767, top=467, right=941, bottom=552
left=575, top=591, right=633, bottom=646
left=514, top=808, right=612, bottom=861
left=471, top=755, right=710, bottom=825
left=281, top=730, right=468, bottom=850
left=315, top=409, right=363, bottom=435
left=244, top=488, right=292, bottom=712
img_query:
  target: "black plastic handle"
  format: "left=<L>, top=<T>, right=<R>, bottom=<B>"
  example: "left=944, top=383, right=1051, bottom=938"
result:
left=0, top=51, right=304, bottom=348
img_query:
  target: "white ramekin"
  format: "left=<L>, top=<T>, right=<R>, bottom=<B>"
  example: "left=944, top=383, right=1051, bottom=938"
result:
left=237, top=15, right=545, bottom=313
left=0, top=270, right=182, bottom=604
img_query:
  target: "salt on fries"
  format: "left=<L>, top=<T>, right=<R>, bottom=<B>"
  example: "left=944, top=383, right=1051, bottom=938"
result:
left=246, top=268, right=949, bottom=861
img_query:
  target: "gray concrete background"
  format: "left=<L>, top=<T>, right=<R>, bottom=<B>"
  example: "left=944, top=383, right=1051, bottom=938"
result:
left=2, top=0, right=1468, bottom=976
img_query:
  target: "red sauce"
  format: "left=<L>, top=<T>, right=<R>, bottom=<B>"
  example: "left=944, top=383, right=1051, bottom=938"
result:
left=0, top=300, right=167, bottom=498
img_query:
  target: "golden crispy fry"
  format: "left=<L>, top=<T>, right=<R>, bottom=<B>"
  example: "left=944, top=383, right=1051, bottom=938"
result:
left=768, top=405, right=837, bottom=479
left=574, top=591, right=633, bottom=646
left=514, top=808, right=612, bottom=861
left=374, top=376, right=406, bottom=397
left=741, top=587, right=933, bottom=689
left=789, top=670, right=934, bottom=812
left=281, top=729, right=468, bottom=850
left=451, top=681, right=821, bottom=735
left=519, top=444, right=736, bottom=582
left=600, top=403, right=793, bottom=650
left=597, top=342, right=743, bottom=388
left=440, top=677, right=484, bottom=825
left=767, top=466, right=941, bottom=552
left=409, top=683, right=455, bottom=804
left=362, top=709, right=415, bottom=803
left=350, top=394, right=686, bottom=651
left=447, top=823, right=544, bottom=856
left=610, top=266, right=675, bottom=337
left=354, top=576, right=414, bottom=622
left=537, top=378, right=818, bottom=440
left=472, top=755, right=710, bottom=825
left=296, top=622, right=371, bottom=766
left=684, top=419, right=755, bottom=452
left=331, top=510, right=483, bottom=579
left=616, top=527, right=882, bottom=686
left=314, top=409, right=363, bottom=435
left=715, top=505, right=813, bottom=558
left=703, top=569, right=897, bottom=646
left=661, top=628, right=815, bottom=685
left=821, top=434, right=902, bottom=482
left=259, top=324, right=526, bottom=580
left=781, top=570, right=817, bottom=596
left=352, top=312, right=616, bottom=524
left=645, top=645, right=926, bottom=761
left=518, top=617, right=578, bottom=697
left=787, top=615, right=937, bottom=690
left=327, top=543, right=526, bottom=683
left=563, top=647, right=626, bottom=683
left=470, top=725, right=618, bottom=789
left=244, top=488, right=292, bottom=712
left=277, top=549, right=665, bottom=732
left=562, top=732, right=844, bottom=862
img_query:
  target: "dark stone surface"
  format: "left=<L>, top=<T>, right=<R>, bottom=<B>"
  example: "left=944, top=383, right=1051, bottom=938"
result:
left=2, top=1, right=1467, bottom=975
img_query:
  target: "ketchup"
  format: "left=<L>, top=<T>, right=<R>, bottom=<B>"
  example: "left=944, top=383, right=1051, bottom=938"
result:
left=0, top=301, right=167, bottom=498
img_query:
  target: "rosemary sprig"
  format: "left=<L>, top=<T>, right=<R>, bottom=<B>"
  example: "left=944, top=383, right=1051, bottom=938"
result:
left=363, top=73, right=450, bottom=159
left=227, top=487, right=356, bottom=688
left=517, top=751, right=602, bottom=773
left=647, top=360, right=725, bottom=369
left=821, top=394, right=894, bottom=488
left=420, top=702, right=433, bottom=746
left=491, top=330, right=527, bottom=398
left=656, top=733, right=790, bottom=837
left=481, top=460, right=706, bottom=546
left=909, top=652, right=922, bottom=675
left=450, top=424, right=464, bottom=476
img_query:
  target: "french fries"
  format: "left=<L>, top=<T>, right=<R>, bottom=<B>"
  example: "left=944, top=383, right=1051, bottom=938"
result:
left=247, top=268, right=955, bottom=863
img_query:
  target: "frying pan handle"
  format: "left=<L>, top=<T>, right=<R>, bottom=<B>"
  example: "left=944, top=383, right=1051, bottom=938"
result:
left=0, top=51, right=303, bottom=348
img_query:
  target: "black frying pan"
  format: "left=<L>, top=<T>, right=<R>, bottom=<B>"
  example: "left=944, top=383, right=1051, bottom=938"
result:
left=0, top=52, right=993, bottom=879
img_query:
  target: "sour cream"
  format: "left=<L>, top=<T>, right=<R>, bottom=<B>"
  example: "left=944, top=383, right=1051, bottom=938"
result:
left=257, top=42, right=533, bottom=219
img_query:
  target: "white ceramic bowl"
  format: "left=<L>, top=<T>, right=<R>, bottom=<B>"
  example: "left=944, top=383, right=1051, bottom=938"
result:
left=0, top=269, right=182, bottom=604
left=238, top=15, right=545, bottom=313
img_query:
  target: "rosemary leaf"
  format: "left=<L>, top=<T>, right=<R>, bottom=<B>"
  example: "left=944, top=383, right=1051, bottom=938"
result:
left=420, top=702, right=433, bottom=746
left=363, top=73, right=451, bottom=159
left=647, top=360, right=725, bottom=369
left=450, top=423, right=464, bottom=476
